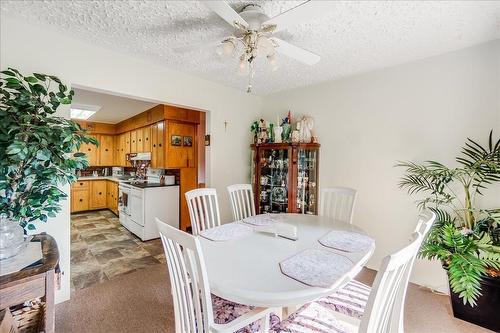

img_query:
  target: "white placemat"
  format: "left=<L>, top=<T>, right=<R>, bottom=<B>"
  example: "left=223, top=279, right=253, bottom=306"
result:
left=200, top=223, right=253, bottom=241
left=243, top=214, right=278, bottom=226
left=0, top=242, right=42, bottom=276
left=318, top=230, right=375, bottom=253
left=279, top=248, right=354, bottom=288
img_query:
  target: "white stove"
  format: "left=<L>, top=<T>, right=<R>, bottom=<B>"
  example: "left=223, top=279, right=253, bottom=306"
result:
left=118, top=174, right=179, bottom=241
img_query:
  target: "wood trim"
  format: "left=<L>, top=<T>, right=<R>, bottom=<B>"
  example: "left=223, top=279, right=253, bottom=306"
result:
left=74, top=120, right=116, bottom=135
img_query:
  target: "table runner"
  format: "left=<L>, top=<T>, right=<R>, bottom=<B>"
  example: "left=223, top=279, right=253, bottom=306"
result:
left=318, top=230, right=375, bottom=253
left=279, top=248, right=354, bottom=288
left=199, top=223, right=253, bottom=242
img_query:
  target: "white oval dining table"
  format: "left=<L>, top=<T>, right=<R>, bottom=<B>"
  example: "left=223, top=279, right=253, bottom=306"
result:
left=198, top=213, right=375, bottom=308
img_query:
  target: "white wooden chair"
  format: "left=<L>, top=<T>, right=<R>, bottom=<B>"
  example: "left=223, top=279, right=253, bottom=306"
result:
left=274, top=211, right=436, bottom=333
left=185, top=188, right=221, bottom=236
left=319, top=187, right=358, bottom=224
left=227, top=184, right=256, bottom=221
left=273, top=232, right=425, bottom=333
left=156, top=218, right=277, bottom=333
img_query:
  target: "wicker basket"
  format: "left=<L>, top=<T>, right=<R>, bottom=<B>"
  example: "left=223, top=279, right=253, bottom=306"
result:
left=10, top=299, right=44, bottom=333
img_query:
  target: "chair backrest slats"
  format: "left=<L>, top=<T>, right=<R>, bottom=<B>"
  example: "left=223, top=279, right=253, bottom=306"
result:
left=319, top=187, right=357, bottom=224
left=156, top=218, right=214, bottom=333
left=185, top=188, right=221, bottom=236
left=227, top=184, right=256, bottom=221
left=359, top=211, right=435, bottom=333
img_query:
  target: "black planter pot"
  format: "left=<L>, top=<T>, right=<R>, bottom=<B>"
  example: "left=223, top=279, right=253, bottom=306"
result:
left=448, top=274, right=500, bottom=332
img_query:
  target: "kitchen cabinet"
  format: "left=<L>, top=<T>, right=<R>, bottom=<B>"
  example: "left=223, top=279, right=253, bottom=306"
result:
left=71, top=181, right=90, bottom=212
left=142, top=125, right=152, bottom=152
left=167, top=122, right=196, bottom=168
left=135, top=126, right=152, bottom=153
left=106, top=180, right=119, bottom=215
left=130, top=129, right=138, bottom=153
left=90, top=180, right=107, bottom=209
left=99, top=134, right=114, bottom=166
left=151, top=121, right=165, bottom=168
left=78, top=135, right=98, bottom=166
left=117, top=132, right=131, bottom=167
left=71, top=179, right=119, bottom=214
left=136, top=127, right=144, bottom=152
left=113, top=135, right=121, bottom=166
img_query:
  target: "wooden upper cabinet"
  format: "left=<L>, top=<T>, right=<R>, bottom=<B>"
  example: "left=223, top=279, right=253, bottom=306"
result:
left=130, top=130, right=137, bottom=153
left=151, top=121, right=165, bottom=168
left=113, top=135, right=121, bottom=166
left=136, top=127, right=144, bottom=152
left=166, top=122, right=196, bottom=168
left=99, top=135, right=114, bottom=166
left=142, top=126, right=152, bottom=152
left=79, top=135, right=98, bottom=166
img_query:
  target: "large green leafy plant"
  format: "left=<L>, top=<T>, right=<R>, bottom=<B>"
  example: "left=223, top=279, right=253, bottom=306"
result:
left=0, top=68, right=97, bottom=231
left=398, top=131, right=500, bottom=306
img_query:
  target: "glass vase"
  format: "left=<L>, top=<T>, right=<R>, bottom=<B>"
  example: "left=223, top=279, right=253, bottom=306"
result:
left=0, top=216, right=27, bottom=260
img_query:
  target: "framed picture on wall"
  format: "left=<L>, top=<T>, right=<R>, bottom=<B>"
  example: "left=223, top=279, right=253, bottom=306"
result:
left=183, top=136, right=193, bottom=147
left=171, top=135, right=182, bottom=146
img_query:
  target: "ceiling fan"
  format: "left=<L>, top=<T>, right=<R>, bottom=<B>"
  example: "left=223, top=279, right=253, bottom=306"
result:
left=191, top=1, right=325, bottom=93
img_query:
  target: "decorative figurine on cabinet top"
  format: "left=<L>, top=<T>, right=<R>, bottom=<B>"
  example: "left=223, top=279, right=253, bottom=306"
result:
left=298, top=116, right=314, bottom=143
left=257, top=119, right=269, bottom=144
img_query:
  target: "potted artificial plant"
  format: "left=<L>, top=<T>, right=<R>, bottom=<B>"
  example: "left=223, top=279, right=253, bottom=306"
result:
left=0, top=68, right=96, bottom=259
left=398, top=131, right=500, bottom=331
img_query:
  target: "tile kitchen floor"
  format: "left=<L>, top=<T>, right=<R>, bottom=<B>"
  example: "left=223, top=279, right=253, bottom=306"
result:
left=70, top=210, right=165, bottom=291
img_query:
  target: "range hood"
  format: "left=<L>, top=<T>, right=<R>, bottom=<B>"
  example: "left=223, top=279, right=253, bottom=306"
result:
left=129, top=152, right=151, bottom=161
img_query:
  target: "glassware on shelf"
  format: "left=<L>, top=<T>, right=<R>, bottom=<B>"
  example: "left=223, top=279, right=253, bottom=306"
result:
left=296, top=149, right=318, bottom=215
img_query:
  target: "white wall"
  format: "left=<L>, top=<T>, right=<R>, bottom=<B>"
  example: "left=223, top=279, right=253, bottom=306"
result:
left=261, top=40, right=500, bottom=292
left=1, top=16, right=261, bottom=302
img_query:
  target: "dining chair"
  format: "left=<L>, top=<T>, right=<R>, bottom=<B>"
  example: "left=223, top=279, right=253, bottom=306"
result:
left=273, top=231, right=426, bottom=333
left=319, top=187, right=358, bottom=224
left=227, top=184, right=256, bottom=221
left=273, top=211, right=436, bottom=333
left=156, top=218, right=277, bottom=333
left=185, top=188, right=221, bottom=236
left=317, top=210, right=437, bottom=321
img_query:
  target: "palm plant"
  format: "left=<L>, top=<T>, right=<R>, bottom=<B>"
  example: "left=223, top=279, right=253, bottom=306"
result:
left=397, top=131, right=500, bottom=306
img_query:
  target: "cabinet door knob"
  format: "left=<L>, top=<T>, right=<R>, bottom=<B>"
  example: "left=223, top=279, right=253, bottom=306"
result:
left=79, top=199, right=83, bottom=202
left=159, top=143, right=162, bottom=147
left=99, top=192, right=102, bottom=195
left=87, top=148, right=91, bottom=151
left=80, top=183, right=83, bottom=186
left=105, top=149, right=108, bottom=152
left=153, top=144, right=156, bottom=148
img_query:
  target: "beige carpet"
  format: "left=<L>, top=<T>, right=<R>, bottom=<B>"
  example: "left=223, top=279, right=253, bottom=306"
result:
left=56, top=265, right=493, bottom=333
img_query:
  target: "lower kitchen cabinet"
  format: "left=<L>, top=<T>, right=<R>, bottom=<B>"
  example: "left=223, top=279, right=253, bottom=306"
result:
left=72, top=187, right=89, bottom=212
left=71, top=179, right=119, bottom=214
left=106, top=180, right=119, bottom=215
left=90, top=180, right=107, bottom=209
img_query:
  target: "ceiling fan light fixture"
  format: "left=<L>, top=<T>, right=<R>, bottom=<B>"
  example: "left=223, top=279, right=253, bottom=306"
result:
left=267, top=53, right=279, bottom=71
left=238, top=56, right=249, bottom=76
left=216, top=39, right=235, bottom=57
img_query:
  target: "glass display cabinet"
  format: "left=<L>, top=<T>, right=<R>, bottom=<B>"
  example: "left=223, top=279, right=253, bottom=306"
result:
left=251, top=143, right=320, bottom=215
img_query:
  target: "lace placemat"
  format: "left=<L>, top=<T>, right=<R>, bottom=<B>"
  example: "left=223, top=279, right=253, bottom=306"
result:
left=318, top=230, right=375, bottom=253
left=243, top=214, right=278, bottom=226
left=199, top=223, right=253, bottom=241
left=279, top=248, right=354, bottom=288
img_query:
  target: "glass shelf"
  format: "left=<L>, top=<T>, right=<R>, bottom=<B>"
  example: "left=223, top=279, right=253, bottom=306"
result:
left=258, top=148, right=289, bottom=214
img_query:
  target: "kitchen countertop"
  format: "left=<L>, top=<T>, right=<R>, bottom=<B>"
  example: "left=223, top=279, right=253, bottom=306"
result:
left=76, top=176, right=131, bottom=183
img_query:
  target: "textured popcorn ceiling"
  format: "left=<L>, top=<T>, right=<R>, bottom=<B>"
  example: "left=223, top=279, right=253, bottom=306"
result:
left=1, top=1, right=500, bottom=95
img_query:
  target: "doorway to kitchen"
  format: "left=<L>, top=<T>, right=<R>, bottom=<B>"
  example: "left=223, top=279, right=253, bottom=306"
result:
left=69, top=86, right=207, bottom=291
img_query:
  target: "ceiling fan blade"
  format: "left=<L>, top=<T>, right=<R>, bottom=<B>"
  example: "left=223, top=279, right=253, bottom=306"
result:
left=263, top=1, right=334, bottom=33
left=271, top=38, right=320, bottom=65
left=204, top=1, right=249, bottom=30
